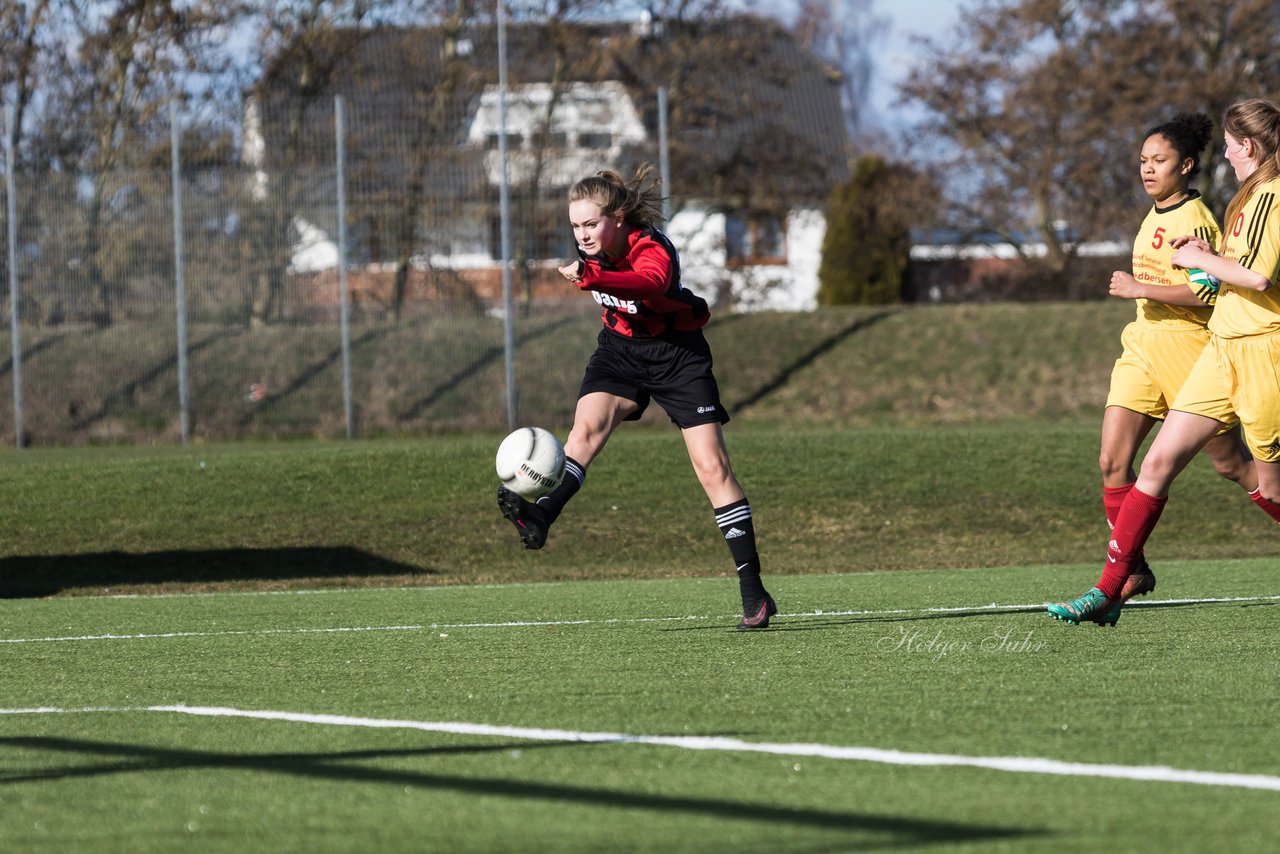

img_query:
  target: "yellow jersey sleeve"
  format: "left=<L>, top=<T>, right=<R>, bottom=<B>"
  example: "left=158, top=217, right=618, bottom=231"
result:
left=1210, top=177, right=1280, bottom=339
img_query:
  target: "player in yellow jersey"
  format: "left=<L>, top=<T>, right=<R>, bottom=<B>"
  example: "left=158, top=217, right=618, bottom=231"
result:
left=1095, top=114, right=1258, bottom=621
left=1051, top=99, right=1280, bottom=627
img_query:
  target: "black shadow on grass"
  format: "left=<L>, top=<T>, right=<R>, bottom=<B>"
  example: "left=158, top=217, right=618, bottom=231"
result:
left=0, top=547, right=433, bottom=598
left=395, top=316, right=578, bottom=423
left=0, top=735, right=1043, bottom=846
left=730, top=309, right=899, bottom=413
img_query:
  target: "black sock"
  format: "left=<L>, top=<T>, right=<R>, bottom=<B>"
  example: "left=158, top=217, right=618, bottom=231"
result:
left=536, top=456, right=585, bottom=524
left=715, top=498, right=766, bottom=601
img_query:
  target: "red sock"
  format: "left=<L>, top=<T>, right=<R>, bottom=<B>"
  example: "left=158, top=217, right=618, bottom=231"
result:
left=1097, top=487, right=1167, bottom=599
left=1249, top=488, right=1280, bottom=524
left=1103, top=482, right=1144, bottom=568
left=1103, top=483, right=1134, bottom=529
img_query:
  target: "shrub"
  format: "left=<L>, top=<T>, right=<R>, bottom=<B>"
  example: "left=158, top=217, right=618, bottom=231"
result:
left=818, top=155, right=917, bottom=305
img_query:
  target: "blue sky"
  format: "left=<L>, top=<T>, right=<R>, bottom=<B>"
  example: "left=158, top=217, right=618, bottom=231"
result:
left=865, top=0, right=961, bottom=128
left=726, top=0, right=963, bottom=132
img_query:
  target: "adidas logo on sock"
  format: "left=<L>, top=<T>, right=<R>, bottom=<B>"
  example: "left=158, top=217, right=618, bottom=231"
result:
left=724, top=527, right=746, bottom=539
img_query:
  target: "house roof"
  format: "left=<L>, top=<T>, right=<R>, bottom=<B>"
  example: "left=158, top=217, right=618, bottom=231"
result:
left=252, top=14, right=850, bottom=210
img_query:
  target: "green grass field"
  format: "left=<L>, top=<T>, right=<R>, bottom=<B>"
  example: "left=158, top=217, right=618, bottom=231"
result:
left=3, top=563, right=1278, bottom=852
left=1, top=423, right=1279, bottom=851
left=2, top=424, right=1276, bottom=595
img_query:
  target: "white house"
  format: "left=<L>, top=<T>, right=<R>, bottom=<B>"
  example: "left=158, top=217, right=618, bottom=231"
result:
left=252, top=15, right=849, bottom=313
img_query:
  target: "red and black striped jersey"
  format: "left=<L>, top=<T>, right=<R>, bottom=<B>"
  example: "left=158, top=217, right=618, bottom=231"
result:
left=576, top=228, right=710, bottom=338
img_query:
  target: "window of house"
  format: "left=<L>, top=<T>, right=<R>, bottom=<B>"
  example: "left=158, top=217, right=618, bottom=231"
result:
left=485, top=132, right=524, bottom=150
left=578, top=131, right=612, bottom=149
left=725, top=212, right=786, bottom=265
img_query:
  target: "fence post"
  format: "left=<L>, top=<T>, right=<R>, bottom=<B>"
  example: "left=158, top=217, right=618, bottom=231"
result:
left=4, top=103, right=23, bottom=449
left=657, top=86, right=671, bottom=222
left=170, top=99, right=191, bottom=443
left=335, top=95, right=354, bottom=439
left=498, top=0, right=517, bottom=430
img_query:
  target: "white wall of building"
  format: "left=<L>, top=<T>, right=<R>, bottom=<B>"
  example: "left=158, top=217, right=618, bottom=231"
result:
left=670, top=206, right=826, bottom=312
left=467, top=82, right=648, bottom=186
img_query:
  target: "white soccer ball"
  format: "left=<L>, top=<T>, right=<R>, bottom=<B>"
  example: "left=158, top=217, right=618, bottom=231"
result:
left=495, top=427, right=565, bottom=499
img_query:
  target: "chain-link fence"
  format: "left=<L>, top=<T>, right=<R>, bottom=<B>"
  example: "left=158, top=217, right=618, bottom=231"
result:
left=0, top=90, right=678, bottom=446
left=1, top=16, right=853, bottom=447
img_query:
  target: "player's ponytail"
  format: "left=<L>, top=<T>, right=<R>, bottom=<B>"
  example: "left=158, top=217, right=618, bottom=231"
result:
left=1145, top=112, right=1213, bottom=179
left=569, top=163, right=666, bottom=229
left=1221, top=99, right=1280, bottom=238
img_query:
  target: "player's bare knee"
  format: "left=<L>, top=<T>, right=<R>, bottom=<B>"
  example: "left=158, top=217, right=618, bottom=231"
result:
left=565, top=425, right=607, bottom=461
left=1098, top=450, right=1129, bottom=481
left=1137, top=447, right=1181, bottom=486
left=690, top=456, right=732, bottom=491
left=1212, top=460, right=1250, bottom=485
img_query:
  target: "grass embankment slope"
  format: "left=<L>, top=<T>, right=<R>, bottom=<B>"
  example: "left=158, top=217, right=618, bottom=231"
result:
left=1, top=301, right=1123, bottom=443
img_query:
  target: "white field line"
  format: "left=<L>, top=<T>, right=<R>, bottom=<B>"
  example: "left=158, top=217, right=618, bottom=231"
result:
left=102, top=582, right=560, bottom=601
left=2, top=594, right=1277, bottom=646
left=1, top=703, right=1278, bottom=792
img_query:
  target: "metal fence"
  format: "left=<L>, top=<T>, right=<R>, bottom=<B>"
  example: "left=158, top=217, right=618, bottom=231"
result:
left=0, top=89, right=675, bottom=448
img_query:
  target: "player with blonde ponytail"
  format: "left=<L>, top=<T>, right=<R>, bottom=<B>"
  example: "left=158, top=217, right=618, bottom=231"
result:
left=1051, top=98, right=1280, bottom=627
left=1088, top=112, right=1262, bottom=622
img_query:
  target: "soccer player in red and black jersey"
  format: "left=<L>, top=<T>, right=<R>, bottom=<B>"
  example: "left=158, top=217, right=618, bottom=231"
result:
left=497, top=165, right=777, bottom=630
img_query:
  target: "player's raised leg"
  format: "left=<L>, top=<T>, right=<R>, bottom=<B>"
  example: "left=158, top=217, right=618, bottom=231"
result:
left=497, top=392, right=636, bottom=550
left=1253, top=458, right=1280, bottom=518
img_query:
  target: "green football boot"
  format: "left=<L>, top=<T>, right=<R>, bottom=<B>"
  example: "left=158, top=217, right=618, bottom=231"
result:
left=1047, top=586, right=1121, bottom=627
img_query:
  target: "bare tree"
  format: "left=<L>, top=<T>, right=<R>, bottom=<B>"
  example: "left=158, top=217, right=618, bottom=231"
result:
left=36, top=1, right=233, bottom=325
left=502, top=0, right=629, bottom=312
left=901, top=1, right=1140, bottom=288
left=1141, top=0, right=1280, bottom=214
left=382, top=1, right=486, bottom=323
left=791, top=0, right=885, bottom=143
left=901, top=0, right=1280, bottom=297
left=0, top=1, right=54, bottom=155
left=0, top=1, right=56, bottom=316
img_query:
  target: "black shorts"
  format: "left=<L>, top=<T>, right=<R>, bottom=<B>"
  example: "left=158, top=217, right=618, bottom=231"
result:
left=578, top=328, right=731, bottom=428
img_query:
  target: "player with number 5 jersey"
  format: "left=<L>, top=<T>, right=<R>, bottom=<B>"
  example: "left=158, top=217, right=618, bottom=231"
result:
left=1050, top=99, right=1280, bottom=628
left=1081, top=113, right=1260, bottom=626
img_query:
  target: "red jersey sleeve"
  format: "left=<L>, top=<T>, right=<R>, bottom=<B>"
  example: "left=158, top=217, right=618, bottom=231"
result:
left=576, top=234, right=673, bottom=298
left=573, top=227, right=710, bottom=338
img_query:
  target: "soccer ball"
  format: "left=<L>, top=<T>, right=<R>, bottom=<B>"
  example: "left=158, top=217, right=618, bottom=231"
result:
left=495, top=427, right=565, bottom=499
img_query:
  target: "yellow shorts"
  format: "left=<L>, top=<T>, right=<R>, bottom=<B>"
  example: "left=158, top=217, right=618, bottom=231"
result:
left=1171, top=332, right=1280, bottom=462
left=1106, top=322, right=1213, bottom=420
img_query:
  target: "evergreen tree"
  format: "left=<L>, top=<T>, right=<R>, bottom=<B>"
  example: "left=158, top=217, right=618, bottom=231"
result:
left=818, top=155, right=914, bottom=305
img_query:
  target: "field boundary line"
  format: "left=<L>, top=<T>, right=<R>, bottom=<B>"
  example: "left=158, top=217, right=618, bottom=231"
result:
left=3, top=594, right=1279, bottom=645
left=3, top=703, right=1279, bottom=793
